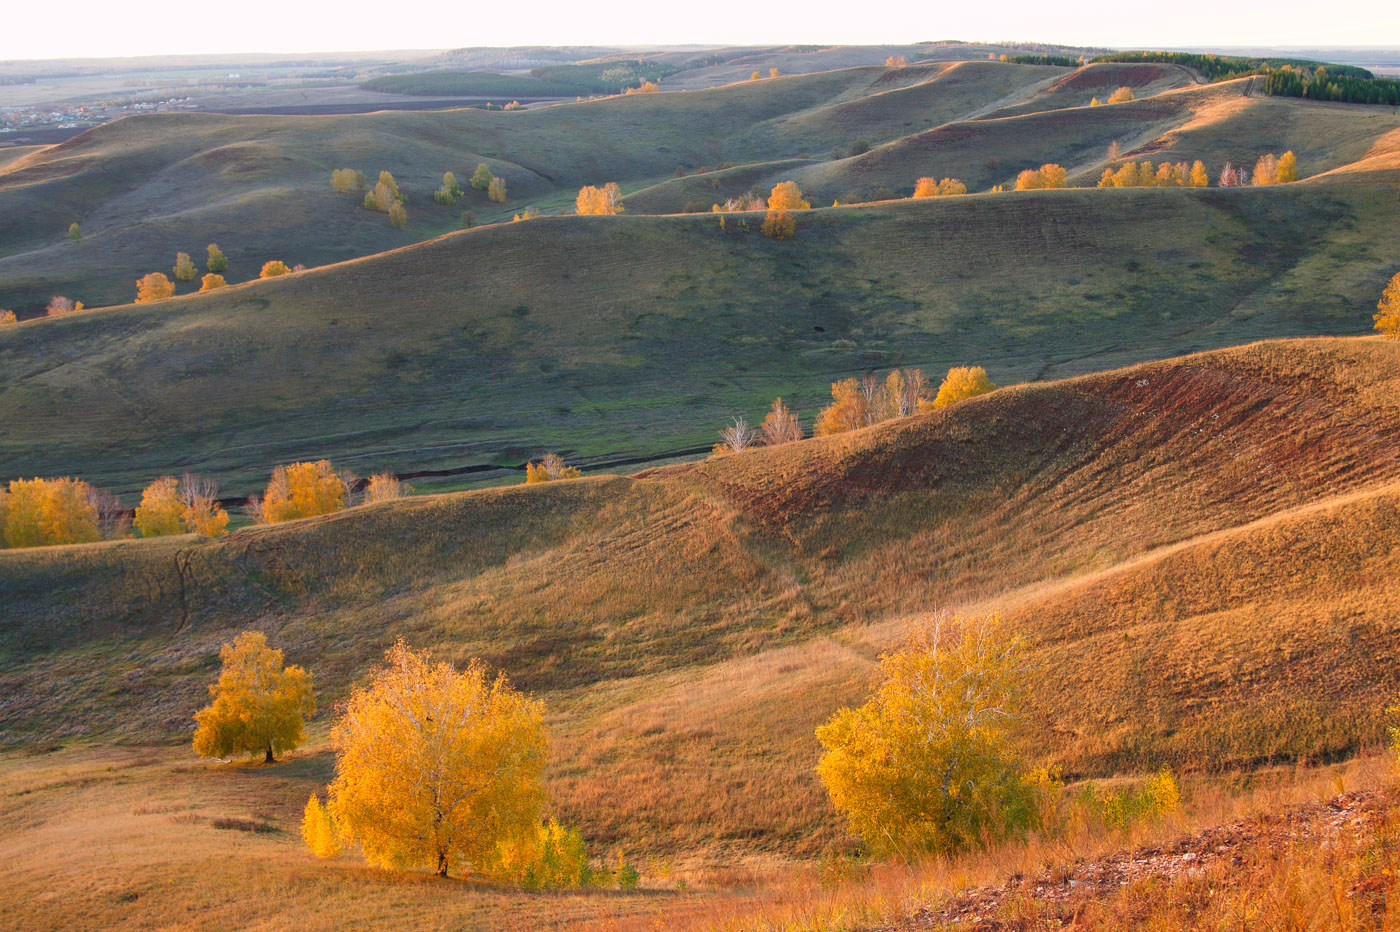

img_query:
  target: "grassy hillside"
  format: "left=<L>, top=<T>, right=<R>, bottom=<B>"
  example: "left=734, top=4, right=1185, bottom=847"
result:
left=3, top=336, right=1400, bottom=929
left=6, top=58, right=1396, bottom=314
left=1, top=179, right=1396, bottom=498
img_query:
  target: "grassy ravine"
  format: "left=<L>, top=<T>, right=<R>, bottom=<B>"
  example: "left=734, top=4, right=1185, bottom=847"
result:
left=1, top=181, right=1397, bottom=499
left=3, top=336, right=1400, bottom=930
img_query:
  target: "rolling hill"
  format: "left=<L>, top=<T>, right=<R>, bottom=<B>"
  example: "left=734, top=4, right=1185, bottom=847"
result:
left=2, top=336, right=1399, bottom=929
left=0, top=176, right=1396, bottom=499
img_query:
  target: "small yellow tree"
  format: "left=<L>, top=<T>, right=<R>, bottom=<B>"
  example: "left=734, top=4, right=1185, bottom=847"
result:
left=525, top=452, right=581, bottom=483
left=1277, top=150, right=1298, bottom=183
left=257, top=460, right=347, bottom=523
left=173, top=252, right=198, bottom=282
left=302, top=794, right=342, bottom=858
left=488, top=176, right=508, bottom=203
left=816, top=614, right=1034, bottom=857
left=388, top=201, right=408, bottom=228
left=750, top=71, right=761, bottom=81
left=769, top=67, right=780, bottom=79
left=326, top=641, right=547, bottom=877
left=1014, top=164, right=1067, bottom=190
left=1106, top=86, right=1135, bottom=103
left=471, top=163, right=494, bottom=191
left=1375, top=271, right=1400, bottom=339
left=199, top=273, right=226, bottom=292
left=0, top=310, right=16, bottom=325
left=1189, top=160, right=1210, bottom=187
left=260, top=260, right=291, bottom=278
left=926, top=366, right=996, bottom=409
left=192, top=631, right=315, bottom=763
left=133, top=476, right=184, bottom=537
left=68, top=222, right=82, bottom=245
left=135, top=272, right=176, bottom=303
left=814, top=378, right=870, bottom=436
left=768, top=181, right=810, bottom=211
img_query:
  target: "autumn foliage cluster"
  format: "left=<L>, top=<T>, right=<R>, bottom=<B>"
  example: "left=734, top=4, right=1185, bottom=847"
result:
left=576, top=182, right=623, bottom=215
left=1376, top=271, right=1400, bottom=338
left=0, top=476, right=125, bottom=548
left=525, top=452, right=581, bottom=483
left=134, top=473, right=229, bottom=538
left=193, top=631, right=315, bottom=763
left=913, top=176, right=968, bottom=198
left=1014, top=163, right=1068, bottom=190
left=1099, top=160, right=1210, bottom=188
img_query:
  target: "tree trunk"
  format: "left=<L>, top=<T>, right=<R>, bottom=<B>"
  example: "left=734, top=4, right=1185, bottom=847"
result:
left=436, top=851, right=448, bottom=878
left=265, top=743, right=274, bottom=764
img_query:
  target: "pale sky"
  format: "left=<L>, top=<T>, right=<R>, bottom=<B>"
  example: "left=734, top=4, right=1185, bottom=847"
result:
left=3, top=0, right=1399, bottom=61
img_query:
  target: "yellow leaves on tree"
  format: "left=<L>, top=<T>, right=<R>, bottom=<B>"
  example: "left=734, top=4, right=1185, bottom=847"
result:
left=761, top=209, right=796, bottom=240
left=331, top=168, right=367, bottom=192
left=326, top=641, right=547, bottom=878
left=135, top=272, right=175, bottom=303
left=0, top=310, right=16, bottom=325
left=488, top=176, right=508, bottom=203
left=260, top=260, right=291, bottom=278
left=913, top=177, right=967, bottom=198
left=199, top=273, right=226, bottom=292
left=1014, top=164, right=1067, bottom=190
left=172, top=252, right=198, bottom=282
left=525, top=452, right=581, bottom=483
left=815, top=614, right=1034, bottom=857
left=749, top=71, right=761, bottom=81
left=1376, top=271, right=1400, bottom=339
left=471, top=163, right=494, bottom=191
left=928, top=365, right=996, bottom=409
left=388, top=200, right=408, bottom=228
left=1099, top=160, right=1209, bottom=188
left=302, top=795, right=342, bottom=858
left=576, top=182, right=623, bottom=215
left=625, top=81, right=660, bottom=94
left=486, top=818, right=598, bottom=889
left=206, top=243, right=228, bottom=273
left=1254, top=151, right=1297, bottom=185
left=815, top=368, right=932, bottom=436
left=135, top=473, right=228, bottom=538
left=256, top=460, right=347, bottom=523
left=815, top=377, right=872, bottom=436
left=1106, top=86, right=1135, bottom=103
left=1190, top=160, right=1210, bottom=187
left=769, top=67, right=780, bottom=79
left=193, top=631, right=315, bottom=763
left=2, top=477, right=100, bottom=548
left=885, top=55, right=907, bottom=67
left=767, top=181, right=810, bottom=211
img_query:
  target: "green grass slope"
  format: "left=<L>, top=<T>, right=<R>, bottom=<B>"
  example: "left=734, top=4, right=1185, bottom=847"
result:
left=1, top=180, right=1396, bottom=498
left=3, top=337, right=1400, bottom=870
left=0, top=63, right=1064, bottom=312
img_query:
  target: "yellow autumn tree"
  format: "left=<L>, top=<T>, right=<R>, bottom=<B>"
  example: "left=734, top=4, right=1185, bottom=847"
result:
left=768, top=181, right=810, bottom=211
left=914, top=177, right=966, bottom=197
left=1106, top=86, right=1135, bottom=103
left=1253, top=153, right=1280, bottom=186
left=199, top=273, right=226, bottom=292
left=302, top=794, right=341, bottom=858
left=926, top=365, right=996, bottom=409
left=388, top=200, right=408, bottom=228
left=1375, top=271, right=1400, bottom=339
left=885, top=55, right=907, bottom=67
left=1190, top=160, right=1210, bottom=187
left=488, top=176, right=508, bottom=203
left=133, top=476, right=185, bottom=538
left=814, top=378, right=869, bottom=436
left=192, top=631, right=316, bottom=763
left=2, top=477, right=100, bottom=548
left=816, top=614, right=1035, bottom=857
left=1278, top=150, right=1298, bottom=183
left=750, top=71, right=761, bottom=81
left=576, top=182, right=623, bottom=215
left=135, top=272, right=175, bottom=303
left=326, top=641, right=547, bottom=877
left=769, top=67, right=780, bottom=78
left=256, top=460, right=347, bottom=523
left=0, top=310, right=16, bottom=325
left=260, top=260, right=291, bottom=278
left=525, top=452, right=581, bottom=483
left=172, top=252, right=198, bottom=282
left=1015, top=164, right=1067, bottom=190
